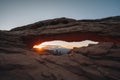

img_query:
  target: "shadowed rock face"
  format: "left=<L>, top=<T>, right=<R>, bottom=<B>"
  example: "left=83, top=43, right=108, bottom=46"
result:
left=0, top=16, right=120, bottom=80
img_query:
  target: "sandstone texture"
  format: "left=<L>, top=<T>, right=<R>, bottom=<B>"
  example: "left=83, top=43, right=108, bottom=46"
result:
left=0, top=16, right=120, bottom=80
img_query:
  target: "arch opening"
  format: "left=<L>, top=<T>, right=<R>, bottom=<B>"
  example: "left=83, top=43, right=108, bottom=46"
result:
left=32, top=40, right=99, bottom=55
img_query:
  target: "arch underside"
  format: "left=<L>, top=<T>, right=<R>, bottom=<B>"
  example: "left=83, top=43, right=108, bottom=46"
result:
left=22, top=32, right=120, bottom=48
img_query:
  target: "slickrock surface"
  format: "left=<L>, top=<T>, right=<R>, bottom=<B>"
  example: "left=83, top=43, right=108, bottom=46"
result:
left=0, top=16, right=120, bottom=80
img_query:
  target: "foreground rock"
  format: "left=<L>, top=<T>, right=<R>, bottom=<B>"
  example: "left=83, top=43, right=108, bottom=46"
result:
left=0, top=36, right=120, bottom=80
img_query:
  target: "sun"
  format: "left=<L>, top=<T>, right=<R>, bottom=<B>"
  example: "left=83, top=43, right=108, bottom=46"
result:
left=33, top=44, right=45, bottom=52
left=33, top=44, right=44, bottom=49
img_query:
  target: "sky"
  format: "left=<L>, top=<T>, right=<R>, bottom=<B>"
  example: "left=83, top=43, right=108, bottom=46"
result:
left=0, top=0, right=120, bottom=30
left=34, top=40, right=98, bottom=49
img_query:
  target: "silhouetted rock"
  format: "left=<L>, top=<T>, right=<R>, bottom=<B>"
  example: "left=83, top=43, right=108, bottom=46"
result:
left=0, top=16, right=120, bottom=80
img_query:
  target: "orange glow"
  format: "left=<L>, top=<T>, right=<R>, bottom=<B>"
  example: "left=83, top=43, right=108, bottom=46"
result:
left=33, top=45, right=44, bottom=49
left=33, top=44, right=45, bottom=52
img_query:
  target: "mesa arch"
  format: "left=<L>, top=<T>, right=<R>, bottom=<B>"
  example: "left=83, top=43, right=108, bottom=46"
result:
left=1, top=16, right=120, bottom=80
left=10, top=16, right=120, bottom=48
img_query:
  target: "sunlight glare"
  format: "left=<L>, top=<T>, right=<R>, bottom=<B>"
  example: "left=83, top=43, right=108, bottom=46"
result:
left=33, top=40, right=98, bottom=50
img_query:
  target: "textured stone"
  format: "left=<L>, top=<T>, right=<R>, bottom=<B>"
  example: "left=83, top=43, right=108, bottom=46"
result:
left=0, top=16, right=120, bottom=80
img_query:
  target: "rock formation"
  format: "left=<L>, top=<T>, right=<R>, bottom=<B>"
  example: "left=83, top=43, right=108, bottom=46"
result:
left=10, top=16, right=120, bottom=47
left=0, top=16, right=120, bottom=80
